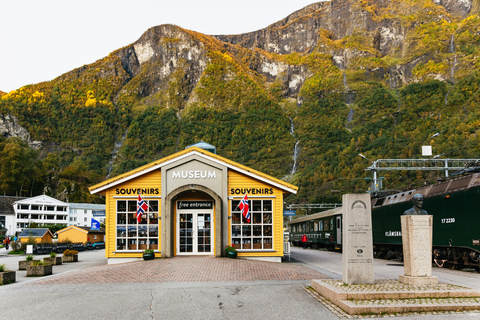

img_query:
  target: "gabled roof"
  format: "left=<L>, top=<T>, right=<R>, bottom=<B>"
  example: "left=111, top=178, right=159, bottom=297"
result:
left=18, top=228, right=54, bottom=238
left=89, top=147, right=298, bottom=195
left=57, top=225, right=105, bottom=234
left=14, top=195, right=68, bottom=206
left=0, top=196, right=25, bottom=214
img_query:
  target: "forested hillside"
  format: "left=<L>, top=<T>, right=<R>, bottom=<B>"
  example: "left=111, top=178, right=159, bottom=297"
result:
left=0, top=0, right=479, bottom=205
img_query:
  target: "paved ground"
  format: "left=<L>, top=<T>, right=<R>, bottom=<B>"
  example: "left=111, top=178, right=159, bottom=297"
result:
left=1, top=246, right=480, bottom=319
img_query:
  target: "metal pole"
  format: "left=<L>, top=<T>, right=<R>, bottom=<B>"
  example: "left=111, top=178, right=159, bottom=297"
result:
left=445, top=159, right=449, bottom=177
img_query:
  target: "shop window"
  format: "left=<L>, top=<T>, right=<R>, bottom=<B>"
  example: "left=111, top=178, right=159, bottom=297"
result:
left=231, top=199, right=273, bottom=250
left=116, top=200, right=159, bottom=251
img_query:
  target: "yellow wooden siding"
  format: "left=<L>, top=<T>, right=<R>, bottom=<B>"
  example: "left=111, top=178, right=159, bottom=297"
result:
left=58, top=227, right=87, bottom=243
left=227, top=171, right=284, bottom=257
left=105, top=170, right=162, bottom=259
left=20, top=234, right=53, bottom=244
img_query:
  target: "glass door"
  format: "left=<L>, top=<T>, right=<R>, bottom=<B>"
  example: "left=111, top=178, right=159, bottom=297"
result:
left=196, top=213, right=212, bottom=253
left=177, top=210, right=213, bottom=255
left=178, top=213, right=193, bottom=253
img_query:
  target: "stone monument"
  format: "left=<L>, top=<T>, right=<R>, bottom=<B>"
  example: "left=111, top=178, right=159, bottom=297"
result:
left=342, top=193, right=374, bottom=284
left=399, top=194, right=438, bottom=285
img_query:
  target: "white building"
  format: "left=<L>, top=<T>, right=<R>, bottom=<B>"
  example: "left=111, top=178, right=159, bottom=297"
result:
left=0, top=196, right=24, bottom=238
left=12, top=195, right=105, bottom=234
left=67, top=202, right=105, bottom=227
left=14, top=195, right=69, bottom=232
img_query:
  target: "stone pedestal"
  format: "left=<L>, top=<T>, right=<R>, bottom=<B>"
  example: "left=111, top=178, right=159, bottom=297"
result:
left=342, top=193, right=374, bottom=284
left=400, top=215, right=438, bottom=285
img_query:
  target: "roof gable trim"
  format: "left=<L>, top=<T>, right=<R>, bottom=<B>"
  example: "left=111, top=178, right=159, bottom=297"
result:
left=91, top=150, right=297, bottom=194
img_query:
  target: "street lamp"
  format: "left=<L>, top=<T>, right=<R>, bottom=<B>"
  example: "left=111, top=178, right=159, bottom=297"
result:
left=358, top=154, right=380, bottom=194
left=358, top=153, right=368, bottom=160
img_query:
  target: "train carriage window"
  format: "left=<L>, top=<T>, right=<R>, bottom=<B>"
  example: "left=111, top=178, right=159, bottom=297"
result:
left=231, top=199, right=273, bottom=250
left=319, top=221, right=323, bottom=231
left=314, top=222, right=318, bottom=231
left=330, top=218, right=334, bottom=231
left=324, top=219, right=329, bottom=231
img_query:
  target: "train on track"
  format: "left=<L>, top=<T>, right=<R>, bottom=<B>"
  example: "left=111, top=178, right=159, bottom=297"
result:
left=289, top=172, right=480, bottom=272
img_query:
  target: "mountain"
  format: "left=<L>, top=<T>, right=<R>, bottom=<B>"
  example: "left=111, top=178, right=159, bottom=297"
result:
left=0, top=0, right=479, bottom=205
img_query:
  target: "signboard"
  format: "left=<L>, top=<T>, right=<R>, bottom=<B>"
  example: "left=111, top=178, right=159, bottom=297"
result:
left=92, top=210, right=105, bottom=217
left=177, top=201, right=213, bottom=210
left=283, top=210, right=296, bottom=216
left=91, top=218, right=101, bottom=230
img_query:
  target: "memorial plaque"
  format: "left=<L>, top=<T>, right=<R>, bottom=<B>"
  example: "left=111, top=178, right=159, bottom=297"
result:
left=342, top=193, right=374, bottom=284
left=399, top=215, right=438, bottom=285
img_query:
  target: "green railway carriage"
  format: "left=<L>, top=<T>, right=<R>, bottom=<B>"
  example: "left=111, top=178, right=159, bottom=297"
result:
left=371, top=172, right=480, bottom=270
left=289, top=207, right=342, bottom=251
left=289, top=173, right=480, bottom=272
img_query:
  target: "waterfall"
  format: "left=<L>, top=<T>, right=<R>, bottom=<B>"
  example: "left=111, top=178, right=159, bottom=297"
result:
left=289, top=118, right=300, bottom=175
left=106, top=128, right=128, bottom=178
left=445, top=32, right=457, bottom=106
left=449, top=33, right=456, bottom=84
left=343, top=71, right=354, bottom=130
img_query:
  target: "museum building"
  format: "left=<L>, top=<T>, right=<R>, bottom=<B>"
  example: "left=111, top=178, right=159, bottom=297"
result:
left=89, top=144, right=298, bottom=264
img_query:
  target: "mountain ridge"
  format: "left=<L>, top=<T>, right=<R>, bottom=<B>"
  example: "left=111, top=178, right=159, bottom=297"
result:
left=0, top=0, right=479, bottom=205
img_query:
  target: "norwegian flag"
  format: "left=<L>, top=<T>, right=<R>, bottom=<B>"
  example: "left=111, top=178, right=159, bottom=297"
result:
left=137, top=194, right=148, bottom=223
left=238, top=193, right=250, bottom=223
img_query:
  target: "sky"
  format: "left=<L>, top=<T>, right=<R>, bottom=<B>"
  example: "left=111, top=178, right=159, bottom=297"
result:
left=0, top=0, right=322, bottom=93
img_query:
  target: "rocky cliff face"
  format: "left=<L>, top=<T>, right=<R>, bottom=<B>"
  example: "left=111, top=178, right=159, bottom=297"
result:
left=0, top=114, right=42, bottom=149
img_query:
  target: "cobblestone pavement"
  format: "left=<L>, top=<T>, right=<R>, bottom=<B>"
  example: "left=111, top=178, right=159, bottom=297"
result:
left=30, top=256, right=329, bottom=285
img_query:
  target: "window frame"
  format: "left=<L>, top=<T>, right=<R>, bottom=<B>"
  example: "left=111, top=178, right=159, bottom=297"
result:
left=115, top=199, right=159, bottom=252
left=230, top=199, right=273, bottom=251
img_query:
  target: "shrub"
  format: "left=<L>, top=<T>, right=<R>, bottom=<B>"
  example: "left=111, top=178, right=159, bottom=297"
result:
left=61, top=237, right=72, bottom=244
left=26, top=255, right=34, bottom=261
left=32, top=261, right=44, bottom=266
left=0, top=264, right=8, bottom=272
left=143, top=249, right=154, bottom=254
left=63, top=249, right=78, bottom=256
left=50, top=252, right=56, bottom=257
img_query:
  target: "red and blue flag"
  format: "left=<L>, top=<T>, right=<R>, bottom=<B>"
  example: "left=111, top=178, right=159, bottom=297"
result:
left=137, top=194, right=148, bottom=223
left=239, top=193, right=250, bottom=223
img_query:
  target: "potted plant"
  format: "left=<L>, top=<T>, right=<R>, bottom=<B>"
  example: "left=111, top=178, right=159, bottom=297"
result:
left=19, top=255, right=40, bottom=270
left=26, top=261, right=52, bottom=277
left=63, top=249, right=79, bottom=262
left=225, top=244, right=237, bottom=259
left=0, top=264, right=16, bottom=285
left=43, top=252, right=63, bottom=265
left=143, top=249, right=155, bottom=261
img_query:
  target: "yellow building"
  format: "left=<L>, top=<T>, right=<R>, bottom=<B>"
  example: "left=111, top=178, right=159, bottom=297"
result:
left=56, top=225, right=105, bottom=243
left=18, top=228, right=54, bottom=243
left=89, top=146, right=298, bottom=263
